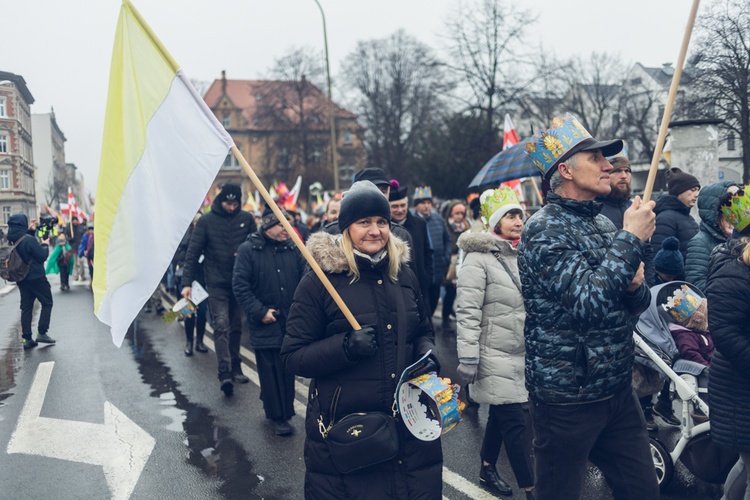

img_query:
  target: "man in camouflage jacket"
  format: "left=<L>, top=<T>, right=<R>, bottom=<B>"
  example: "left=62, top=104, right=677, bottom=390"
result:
left=518, top=114, right=659, bottom=499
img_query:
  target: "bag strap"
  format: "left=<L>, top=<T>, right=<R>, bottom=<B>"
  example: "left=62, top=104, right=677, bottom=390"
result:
left=316, top=385, right=342, bottom=439
left=491, top=251, right=522, bottom=293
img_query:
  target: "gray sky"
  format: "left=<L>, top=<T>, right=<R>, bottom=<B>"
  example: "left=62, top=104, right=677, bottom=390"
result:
left=5, top=0, right=699, bottom=195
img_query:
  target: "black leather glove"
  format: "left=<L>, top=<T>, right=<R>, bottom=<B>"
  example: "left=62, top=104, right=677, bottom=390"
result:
left=407, top=354, right=441, bottom=379
left=344, top=326, right=377, bottom=361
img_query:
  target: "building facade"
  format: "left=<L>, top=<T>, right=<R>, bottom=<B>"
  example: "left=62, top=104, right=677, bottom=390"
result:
left=202, top=71, right=366, bottom=206
left=0, top=71, right=36, bottom=231
left=31, top=110, right=68, bottom=211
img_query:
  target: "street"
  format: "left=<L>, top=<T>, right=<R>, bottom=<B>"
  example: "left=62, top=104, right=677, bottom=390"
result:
left=0, top=275, right=723, bottom=499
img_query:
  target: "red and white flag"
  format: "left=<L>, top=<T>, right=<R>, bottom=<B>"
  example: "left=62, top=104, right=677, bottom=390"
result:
left=500, top=178, right=526, bottom=203
left=503, top=113, right=520, bottom=151
left=62, top=187, right=85, bottom=222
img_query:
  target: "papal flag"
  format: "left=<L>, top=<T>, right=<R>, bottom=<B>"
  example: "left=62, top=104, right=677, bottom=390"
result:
left=95, top=0, right=233, bottom=346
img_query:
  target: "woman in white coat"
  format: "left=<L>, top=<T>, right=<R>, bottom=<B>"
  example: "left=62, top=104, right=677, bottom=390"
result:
left=456, top=187, right=534, bottom=499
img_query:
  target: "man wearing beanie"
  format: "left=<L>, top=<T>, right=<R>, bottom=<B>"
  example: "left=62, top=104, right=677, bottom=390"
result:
left=182, top=183, right=257, bottom=396
left=233, top=206, right=304, bottom=435
left=414, top=186, right=452, bottom=319
left=651, top=167, right=700, bottom=261
left=389, top=184, right=433, bottom=306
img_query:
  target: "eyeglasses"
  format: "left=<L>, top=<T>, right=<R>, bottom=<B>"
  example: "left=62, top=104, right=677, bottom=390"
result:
left=723, top=187, right=744, bottom=207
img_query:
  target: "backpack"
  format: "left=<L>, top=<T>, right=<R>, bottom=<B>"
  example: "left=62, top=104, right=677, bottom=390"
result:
left=0, top=234, right=31, bottom=282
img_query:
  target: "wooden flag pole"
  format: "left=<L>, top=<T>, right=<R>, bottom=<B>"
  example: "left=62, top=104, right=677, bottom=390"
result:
left=231, top=146, right=361, bottom=330
left=643, top=0, right=701, bottom=202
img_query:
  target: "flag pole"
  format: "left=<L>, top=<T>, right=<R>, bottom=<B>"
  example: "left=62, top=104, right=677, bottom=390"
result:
left=231, top=146, right=361, bottom=330
left=642, top=0, right=701, bottom=202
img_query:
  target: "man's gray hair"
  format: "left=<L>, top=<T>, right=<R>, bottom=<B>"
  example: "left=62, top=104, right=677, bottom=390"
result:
left=550, top=154, right=579, bottom=193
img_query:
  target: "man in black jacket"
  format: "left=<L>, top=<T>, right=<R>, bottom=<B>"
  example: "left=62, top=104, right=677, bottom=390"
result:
left=233, top=207, right=305, bottom=436
left=7, top=214, right=56, bottom=349
left=182, top=184, right=256, bottom=396
left=651, top=167, right=700, bottom=261
left=389, top=185, right=433, bottom=307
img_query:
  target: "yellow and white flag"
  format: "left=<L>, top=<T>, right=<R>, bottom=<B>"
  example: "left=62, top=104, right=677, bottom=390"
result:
left=95, top=1, right=233, bottom=346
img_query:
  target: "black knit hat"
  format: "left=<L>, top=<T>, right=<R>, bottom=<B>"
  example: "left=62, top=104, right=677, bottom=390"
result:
left=654, top=236, right=684, bottom=276
left=339, top=181, right=391, bottom=231
left=216, top=183, right=242, bottom=204
left=666, top=168, right=700, bottom=196
left=261, top=206, right=290, bottom=230
left=353, top=168, right=390, bottom=187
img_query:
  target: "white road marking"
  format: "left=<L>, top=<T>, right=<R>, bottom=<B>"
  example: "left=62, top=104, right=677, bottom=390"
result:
left=7, top=362, right=156, bottom=500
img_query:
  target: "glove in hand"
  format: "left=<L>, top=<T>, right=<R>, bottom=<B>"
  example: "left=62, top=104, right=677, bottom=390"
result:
left=407, top=354, right=441, bottom=379
left=344, top=326, right=377, bottom=361
left=457, top=362, right=478, bottom=385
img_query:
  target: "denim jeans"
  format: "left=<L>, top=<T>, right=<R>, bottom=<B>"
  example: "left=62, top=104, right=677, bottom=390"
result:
left=530, top=386, right=659, bottom=500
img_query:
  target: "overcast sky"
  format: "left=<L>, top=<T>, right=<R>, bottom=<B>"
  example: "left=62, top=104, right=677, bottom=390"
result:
left=5, top=0, right=701, bottom=195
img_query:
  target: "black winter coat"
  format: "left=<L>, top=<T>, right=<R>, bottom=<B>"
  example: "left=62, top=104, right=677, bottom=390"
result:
left=281, top=232, right=442, bottom=499
left=233, top=231, right=305, bottom=349
left=398, top=211, right=433, bottom=302
left=182, top=199, right=256, bottom=290
left=685, top=181, right=738, bottom=292
left=174, top=226, right=205, bottom=286
left=651, top=195, right=699, bottom=261
left=7, top=214, right=49, bottom=282
left=706, top=239, right=750, bottom=452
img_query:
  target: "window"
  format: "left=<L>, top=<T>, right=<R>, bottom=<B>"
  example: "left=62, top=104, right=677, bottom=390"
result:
left=0, top=134, right=7, bottom=153
left=0, top=97, right=6, bottom=117
left=728, top=133, right=736, bottom=151
left=340, top=165, right=356, bottom=182
left=222, top=113, right=230, bottom=128
left=222, top=154, right=239, bottom=169
left=630, top=78, right=642, bottom=85
left=2, top=206, right=10, bottom=224
left=0, top=169, right=9, bottom=189
left=278, top=148, right=290, bottom=171
left=343, top=130, right=352, bottom=145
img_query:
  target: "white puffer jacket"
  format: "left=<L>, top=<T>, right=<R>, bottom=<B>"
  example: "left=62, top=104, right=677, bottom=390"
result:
left=456, top=231, right=528, bottom=405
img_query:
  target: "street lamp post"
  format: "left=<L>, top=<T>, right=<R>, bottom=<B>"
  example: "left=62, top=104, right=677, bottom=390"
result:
left=312, top=0, right=340, bottom=191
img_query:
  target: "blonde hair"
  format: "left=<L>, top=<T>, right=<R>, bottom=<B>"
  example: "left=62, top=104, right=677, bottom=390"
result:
left=340, top=228, right=402, bottom=282
left=742, top=237, right=750, bottom=266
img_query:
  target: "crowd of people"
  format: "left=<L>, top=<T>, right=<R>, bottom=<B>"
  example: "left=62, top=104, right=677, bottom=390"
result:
left=7, top=110, right=750, bottom=499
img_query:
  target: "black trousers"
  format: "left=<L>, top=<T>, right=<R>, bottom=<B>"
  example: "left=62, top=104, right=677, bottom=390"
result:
left=442, top=283, right=457, bottom=319
left=255, top=348, right=295, bottom=421
left=184, top=300, right=207, bottom=342
left=58, top=261, right=69, bottom=288
left=530, top=387, right=659, bottom=500
left=207, top=286, right=242, bottom=380
left=481, top=403, right=534, bottom=488
left=17, top=278, right=53, bottom=338
left=428, top=282, right=441, bottom=317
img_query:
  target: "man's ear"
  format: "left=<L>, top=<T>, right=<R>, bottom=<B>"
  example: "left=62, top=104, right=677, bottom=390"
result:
left=557, top=162, right=574, bottom=180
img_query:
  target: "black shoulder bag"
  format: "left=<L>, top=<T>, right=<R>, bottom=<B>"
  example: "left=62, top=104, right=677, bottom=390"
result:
left=314, top=281, right=408, bottom=474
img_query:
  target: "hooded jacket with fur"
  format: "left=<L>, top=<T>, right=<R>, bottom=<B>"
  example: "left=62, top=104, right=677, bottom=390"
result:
left=281, top=232, right=441, bottom=499
left=456, top=231, right=527, bottom=405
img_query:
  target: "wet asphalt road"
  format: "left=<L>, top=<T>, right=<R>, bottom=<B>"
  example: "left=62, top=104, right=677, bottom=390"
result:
left=0, top=275, right=724, bottom=499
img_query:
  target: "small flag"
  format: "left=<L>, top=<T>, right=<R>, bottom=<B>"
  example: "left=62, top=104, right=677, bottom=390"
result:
left=503, top=114, right=520, bottom=151
left=662, top=137, right=672, bottom=166
left=94, top=0, right=234, bottom=347
left=289, top=175, right=303, bottom=204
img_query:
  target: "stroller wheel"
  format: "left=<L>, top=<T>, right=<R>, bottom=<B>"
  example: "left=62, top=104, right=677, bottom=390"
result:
left=650, top=437, right=674, bottom=490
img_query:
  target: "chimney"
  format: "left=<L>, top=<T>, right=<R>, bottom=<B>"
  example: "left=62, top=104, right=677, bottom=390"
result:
left=221, top=70, right=227, bottom=94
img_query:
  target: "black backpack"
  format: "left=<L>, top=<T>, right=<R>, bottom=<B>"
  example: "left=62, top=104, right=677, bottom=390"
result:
left=0, top=234, right=31, bottom=282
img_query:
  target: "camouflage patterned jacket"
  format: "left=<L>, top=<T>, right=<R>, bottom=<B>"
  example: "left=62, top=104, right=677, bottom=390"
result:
left=518, top=192, right=650, bottom=404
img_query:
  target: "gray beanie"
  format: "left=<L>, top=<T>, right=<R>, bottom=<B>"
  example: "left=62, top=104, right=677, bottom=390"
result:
left=338, top=181, right=391, bottom=231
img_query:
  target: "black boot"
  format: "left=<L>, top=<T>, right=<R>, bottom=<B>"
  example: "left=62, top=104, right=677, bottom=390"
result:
left=195, top=331, right=208, bottom=353
left=185, top=329, right=194, bottom=356
left=479, top=463, right=513, bottom=496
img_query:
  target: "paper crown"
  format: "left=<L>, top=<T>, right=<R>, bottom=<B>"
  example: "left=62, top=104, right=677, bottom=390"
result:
left=661, top=284, right=704, bottom=323
left=721, top=186, right=750, bottom=235
left=413, top=186, right=433, bottom=201
left=525, top=113, right=596, bottom=178
left=480, top=187, right=523, bottom=229
left=397, top=373, right=465, bottom=441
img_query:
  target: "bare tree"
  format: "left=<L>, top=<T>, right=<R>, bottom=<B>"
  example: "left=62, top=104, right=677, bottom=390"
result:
left=255, top=47, right=333, bottom=188
left=690, top=0, right=750, bottom=182
left=341, top=30, right=450, bottom=184
left=443, top=0, right=534, bottom=138
left=563, top=53, right=625, bottom=139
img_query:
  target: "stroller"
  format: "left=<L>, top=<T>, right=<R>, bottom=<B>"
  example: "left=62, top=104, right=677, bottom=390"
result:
left=632, top=281, right=737, bottom=490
